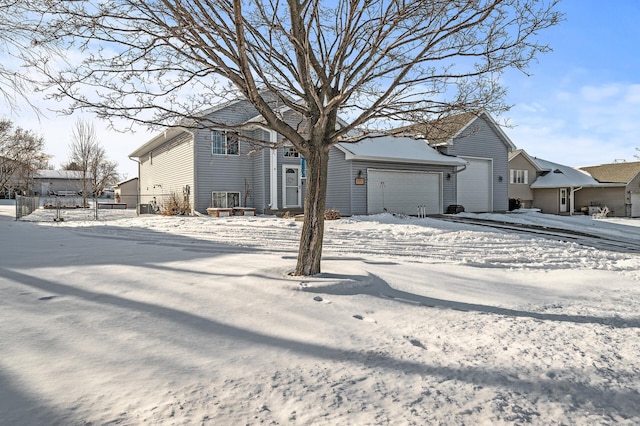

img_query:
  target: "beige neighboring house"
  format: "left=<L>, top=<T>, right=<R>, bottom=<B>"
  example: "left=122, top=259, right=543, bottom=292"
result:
left=114, top=177, right=139, bottom=209
left=509, top=150, right=640, bottom=217
left=579, top=161, right=640, bottom=217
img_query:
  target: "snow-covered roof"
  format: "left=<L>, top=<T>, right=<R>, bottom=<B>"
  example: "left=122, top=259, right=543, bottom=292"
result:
left=529, top=158, right=615, bottom=189
left=115, top=177, right=139, bottom=186
left=35, top=170, right=86, bottom=180
left=337, top=135, right=468, bottom=166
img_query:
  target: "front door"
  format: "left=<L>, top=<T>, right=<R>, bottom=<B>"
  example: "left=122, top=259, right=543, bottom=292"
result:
left=560, top=188, right=568, bottom=213
left=283, top=166, right=301, bottom=208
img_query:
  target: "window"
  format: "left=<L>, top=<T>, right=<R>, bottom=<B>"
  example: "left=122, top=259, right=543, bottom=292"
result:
left=284, top=147, right=299, bottom=157
left=510, top=169, right=528, bottom=184
left=212, top=191, right=240, bottom=208
left=211, top=130, right=239, bottom=155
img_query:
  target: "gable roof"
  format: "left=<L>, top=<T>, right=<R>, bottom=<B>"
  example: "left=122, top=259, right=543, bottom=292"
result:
left=129, top=127, right=191, bottom=158
left=509, top=149, right=544, bottom=171
left=528, top=158, right=604, bottom=189
left=115, top=177, right=139, bottom=187
left=398, top=110, right=517, bottom=151
left=35, top=170, right=86, bottom=180
left=336, top=135, right=468, bottom=166
left=578, top=161, right=640, bottom=184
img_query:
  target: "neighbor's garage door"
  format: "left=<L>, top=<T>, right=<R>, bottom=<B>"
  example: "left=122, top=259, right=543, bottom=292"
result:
left=367, top=169, right=441, bottom=215
left=457, top=158, right=492, bottom=212
left=631, top=193, right=640, bottom=217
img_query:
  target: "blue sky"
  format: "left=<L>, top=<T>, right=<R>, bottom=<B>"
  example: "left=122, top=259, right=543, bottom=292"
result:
left=503, top=0, right=640, bottom=166
left=7, top=0, right=640, bottom=178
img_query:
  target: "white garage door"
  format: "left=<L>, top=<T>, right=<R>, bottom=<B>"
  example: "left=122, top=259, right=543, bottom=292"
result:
left=457, top=158, right=492, bottom=212
left=631, top=193, right=640, bottom=217
left=367, top=169, right=441, bottom=215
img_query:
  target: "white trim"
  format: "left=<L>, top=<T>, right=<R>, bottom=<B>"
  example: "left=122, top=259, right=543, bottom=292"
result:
left=282, top=165, right=301, bottom=208
left=268, top=131, right=279, bottom=210
left=560, top=188, right=568, bottom=213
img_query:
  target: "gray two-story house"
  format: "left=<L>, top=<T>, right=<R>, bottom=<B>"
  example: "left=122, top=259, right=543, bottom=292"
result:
left=129, top=100, right=514, bottom=216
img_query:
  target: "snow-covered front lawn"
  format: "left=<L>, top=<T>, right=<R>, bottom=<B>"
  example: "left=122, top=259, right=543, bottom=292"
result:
left=1, top=202, right=639, bottom=425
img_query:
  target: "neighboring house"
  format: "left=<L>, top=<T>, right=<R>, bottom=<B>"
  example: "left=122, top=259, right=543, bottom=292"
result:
left=33, top=170, right=90, bottom=196
left=578, top=161, right=640, bottom=217
left=508, top=150, right=639, bottom=217
left=405, top=111, right=517, bottom=212
left=129, top=100, right=511, bottom=216
left=114, top=177, right=139, bottom=209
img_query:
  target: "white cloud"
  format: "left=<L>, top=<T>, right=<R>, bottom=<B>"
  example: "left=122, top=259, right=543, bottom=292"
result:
left=506, top=81, right=640, bottom=166
left=580, top=84, right=621, bottom=102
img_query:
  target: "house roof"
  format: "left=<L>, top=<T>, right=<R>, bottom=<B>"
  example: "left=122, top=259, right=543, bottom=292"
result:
left=129, top=127, right=190, bottom=158
left=399, top=110, right=517, bottom=151
left=578, top=161, right=640, bottom=184
left=336, top=135, right=468, bottom=166
left=508, top=149, right=544, bottom=171
left=528, top=158, right=604, bottom=189
left=35, top=170, right=86, bottom=180
left=115, top=177, right=139, bottom=187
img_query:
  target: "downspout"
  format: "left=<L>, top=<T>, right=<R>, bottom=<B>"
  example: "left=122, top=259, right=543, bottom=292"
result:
left=266, top=129, right=279, bottom=210
left=570, top=186, right=582, bottom=216
left=184, top=129, right=195, bottom=215
left=128, top=156, right=141, bottom=215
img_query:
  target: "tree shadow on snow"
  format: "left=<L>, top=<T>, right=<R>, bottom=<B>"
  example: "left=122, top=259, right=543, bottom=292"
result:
left=0, top=368, right=72, bottom=425
left=301, top=272, right=640, bottom=329
left=3, top=267, right=640, bottom=420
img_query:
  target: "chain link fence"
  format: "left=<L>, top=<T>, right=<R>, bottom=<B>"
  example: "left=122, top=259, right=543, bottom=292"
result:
left=15, top=195, right=39, bottom=220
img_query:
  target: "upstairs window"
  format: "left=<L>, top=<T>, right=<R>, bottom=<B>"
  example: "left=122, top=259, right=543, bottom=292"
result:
left=212, top=130, right=239, bottom=155
left=510, top=169, right=528, bottom=184
left=283, top=146, right=299, bottom=158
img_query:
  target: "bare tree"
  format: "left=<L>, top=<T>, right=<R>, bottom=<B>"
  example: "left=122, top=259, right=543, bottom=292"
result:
left=0, top=119, right=50, bottom=196
left=0, top=1, right=61, bottom=111
left=67, top=119, right=119, bottom=205
left=31, top=0, right=562, bottom=275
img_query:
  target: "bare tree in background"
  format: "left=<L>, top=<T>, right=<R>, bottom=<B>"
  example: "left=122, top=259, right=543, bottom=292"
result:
left=67, top=119, right=119, bottom=206
left=0, top=119, right=50, bottom=196
left=30, top=0, right=562, bottom=275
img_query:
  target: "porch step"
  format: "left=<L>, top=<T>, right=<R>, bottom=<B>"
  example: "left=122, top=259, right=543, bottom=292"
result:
left=264, top=208, right=304, bottom=217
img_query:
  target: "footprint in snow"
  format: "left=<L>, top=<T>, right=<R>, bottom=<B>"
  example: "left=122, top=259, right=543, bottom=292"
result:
left=38, top=296, right=57, bottom=301
left=353, top=314, right=377, bottom=323
left=313, top=296, right=332, bottom=304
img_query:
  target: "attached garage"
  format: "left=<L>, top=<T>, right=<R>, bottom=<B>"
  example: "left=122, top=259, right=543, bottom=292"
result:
left=457, top=157, right=493, bottom=212
left=631, top=193, right=640, bottom=217
left=367, top=169, right=442, bottom=215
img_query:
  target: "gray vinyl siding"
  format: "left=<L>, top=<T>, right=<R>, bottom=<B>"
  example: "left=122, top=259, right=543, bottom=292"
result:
left=249, top=130, right=271, bottom=212
left=443, top=116, right=510, bottom=212
left=193, top=102, right=263, bottom=213
left=194, top=131, right=254, bottom=212
left=138, top=132, right=194, bottom=210
left=326, top=147, right=353, bottom=215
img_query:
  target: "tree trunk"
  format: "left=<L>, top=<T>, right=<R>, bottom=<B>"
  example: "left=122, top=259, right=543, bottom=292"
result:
left=294, top=145, right=329, bottom=276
